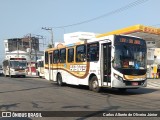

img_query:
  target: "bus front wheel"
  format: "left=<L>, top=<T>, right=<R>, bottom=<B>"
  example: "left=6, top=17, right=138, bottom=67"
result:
left=90, top=76, right=101, bottom=92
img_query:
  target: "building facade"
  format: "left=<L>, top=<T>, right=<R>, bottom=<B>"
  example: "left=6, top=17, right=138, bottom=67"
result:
left=4, top=37, right=44, bottom=75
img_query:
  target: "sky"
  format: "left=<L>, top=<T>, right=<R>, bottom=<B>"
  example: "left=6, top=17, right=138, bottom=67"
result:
left=0, top=0, right=160, bottom=63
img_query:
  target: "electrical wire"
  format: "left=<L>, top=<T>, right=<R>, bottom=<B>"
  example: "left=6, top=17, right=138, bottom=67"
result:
left=53, top=0, right=150, bottom=28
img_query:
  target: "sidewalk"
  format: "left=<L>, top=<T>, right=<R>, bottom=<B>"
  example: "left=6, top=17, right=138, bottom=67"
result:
left=147, top=78, right=160, bottom=89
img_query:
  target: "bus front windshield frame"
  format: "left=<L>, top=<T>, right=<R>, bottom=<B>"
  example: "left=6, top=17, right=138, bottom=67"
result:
left=10, top=60, right=27, bottom=69
left=113, top=38, right=147, bottom=75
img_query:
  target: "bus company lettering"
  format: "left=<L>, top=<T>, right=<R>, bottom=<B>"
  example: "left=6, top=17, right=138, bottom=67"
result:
left=70, top=65, right=86, bottom=71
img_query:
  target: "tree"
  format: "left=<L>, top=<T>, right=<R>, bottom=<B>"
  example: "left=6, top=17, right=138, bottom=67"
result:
left=47, top=44, right=52, bottom=48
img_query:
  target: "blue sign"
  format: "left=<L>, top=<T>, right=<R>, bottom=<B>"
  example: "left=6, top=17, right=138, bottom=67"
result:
left=135, top=63, right=139, bottom=69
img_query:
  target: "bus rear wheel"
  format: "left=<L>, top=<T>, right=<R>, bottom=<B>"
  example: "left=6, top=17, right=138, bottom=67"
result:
left=90, top=76, right=101, bottom=92
left=57, top=74, right=63, bottom=86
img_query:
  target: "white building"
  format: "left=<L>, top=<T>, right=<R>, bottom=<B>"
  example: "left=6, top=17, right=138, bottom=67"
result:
left=64, top=32, right=97, bottom=44
left=4, top=38, right=44, bottom=75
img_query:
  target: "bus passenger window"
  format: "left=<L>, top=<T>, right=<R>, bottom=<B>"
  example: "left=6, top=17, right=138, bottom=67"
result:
left=53, top=50, right=59, bottom=63
left=49, top=53, right=53, bottom=64
left=68, top=48, right=74, bottom=63
left=76, top=45, right=86, bottom=62
left=87, top=42, right=99, bottom=62
left=59, top=48, right=66, bottom=63
left=45, top=52, right=48, bottom=64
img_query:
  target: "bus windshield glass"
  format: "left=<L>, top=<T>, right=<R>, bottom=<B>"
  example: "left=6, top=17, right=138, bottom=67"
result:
left=10, top=61, right=27, bottom=69
left=113, top=36, right=147, bottom=75
left=38, top=61, right=44, bottom=67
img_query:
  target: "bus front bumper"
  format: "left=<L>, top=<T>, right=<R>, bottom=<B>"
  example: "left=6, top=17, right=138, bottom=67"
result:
left=10, top=71, right=26, bottom=76
left=112, top=79, right=147, bottom=88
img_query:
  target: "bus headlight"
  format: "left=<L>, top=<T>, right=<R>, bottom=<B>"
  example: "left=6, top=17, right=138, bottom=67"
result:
left=10, top=69, right=14, bottom=72
left=118, top=76, right=123, bottom=82
left=114, top=73, right=123, bottom=82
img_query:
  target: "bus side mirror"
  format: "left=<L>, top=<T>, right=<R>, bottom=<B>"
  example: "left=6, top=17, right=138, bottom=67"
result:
left=35, top=63, right=38, bottom=69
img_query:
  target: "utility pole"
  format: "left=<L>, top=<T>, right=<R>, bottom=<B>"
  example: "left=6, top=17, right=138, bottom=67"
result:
left=35, top=35, right=45, bottom=48
left=17, top=38, right=19, bottom=58
left=29, top=33, right=32, bottom=75
left=42, top=27, right=54, bottom=47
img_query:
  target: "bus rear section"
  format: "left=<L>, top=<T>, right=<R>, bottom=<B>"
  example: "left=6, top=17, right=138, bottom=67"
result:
left=3, top=58, right=27, bottom=78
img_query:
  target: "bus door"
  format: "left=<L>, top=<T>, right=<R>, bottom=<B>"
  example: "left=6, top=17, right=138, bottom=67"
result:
left=101, top=42, right=111, bottom=87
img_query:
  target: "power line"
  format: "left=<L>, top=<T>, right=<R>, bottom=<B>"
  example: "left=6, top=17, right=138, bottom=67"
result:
left=42, top=27, right=54, bottom=47
left=53, top=0, right=150, bottom=28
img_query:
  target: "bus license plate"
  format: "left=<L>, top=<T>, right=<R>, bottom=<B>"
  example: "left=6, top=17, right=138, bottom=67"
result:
left=132, top=82, right=138, bottom=86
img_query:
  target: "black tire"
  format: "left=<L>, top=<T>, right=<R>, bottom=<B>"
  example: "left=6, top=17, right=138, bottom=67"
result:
left=57, top=74, right=63, bottom=86
left=89, top=80, right=92, bottom=91
left=90, top=76, right=101, bottom=92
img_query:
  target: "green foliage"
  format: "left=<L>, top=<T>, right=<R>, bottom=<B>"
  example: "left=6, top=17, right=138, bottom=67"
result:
left=47, top=44, right=52, bottom=48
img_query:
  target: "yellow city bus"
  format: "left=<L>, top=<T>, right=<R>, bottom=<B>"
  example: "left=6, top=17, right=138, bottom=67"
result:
left=44, top=34, right=147, bottom=92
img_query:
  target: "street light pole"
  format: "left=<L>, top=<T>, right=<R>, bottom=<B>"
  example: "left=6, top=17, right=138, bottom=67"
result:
left=42, top=27, right=54, bottom=48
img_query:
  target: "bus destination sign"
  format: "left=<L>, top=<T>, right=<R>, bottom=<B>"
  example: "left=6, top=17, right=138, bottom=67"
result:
left=119, top=38, right=141, bottom=45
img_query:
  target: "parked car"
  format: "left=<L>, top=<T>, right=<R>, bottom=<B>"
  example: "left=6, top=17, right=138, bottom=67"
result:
left=0, top=68, right=3, bottom=76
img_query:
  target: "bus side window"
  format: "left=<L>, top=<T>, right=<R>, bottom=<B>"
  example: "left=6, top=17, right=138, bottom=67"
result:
left=49, top=53, right=53, bottom=64
left=59, top=48, right=66, bottom=63
left=68, top=48, right=74, bottom=63
left=53, top=50, right=59, bottom=64
left=45, top=52, right=48, bottom=64
left=76, top=45, right=86, bottom=62
left=87, top=42, right=99, bottom=62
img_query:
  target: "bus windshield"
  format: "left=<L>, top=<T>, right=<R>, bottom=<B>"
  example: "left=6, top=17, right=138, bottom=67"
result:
left=113, top=36, right=147, bottom=75
left=38, top=61, right=44, bottom=67
left=10, top=61, right=27, bottom=69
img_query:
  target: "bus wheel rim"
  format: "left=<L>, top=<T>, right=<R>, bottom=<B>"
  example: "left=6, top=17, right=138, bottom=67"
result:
left=92, top=80, right=98, bottom=89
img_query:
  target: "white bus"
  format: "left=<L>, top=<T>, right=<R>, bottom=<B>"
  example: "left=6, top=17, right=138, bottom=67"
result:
left=44, top=35, right=147, bottom=92
left=3, top=58, right=27, bottom=78
left=36, top=58, right=44, bottom=78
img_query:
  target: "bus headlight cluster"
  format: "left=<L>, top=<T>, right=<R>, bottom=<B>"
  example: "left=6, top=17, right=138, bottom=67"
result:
left=114, top=73, right=123, bottom=82
left=10, top=69, right=15, bottom=72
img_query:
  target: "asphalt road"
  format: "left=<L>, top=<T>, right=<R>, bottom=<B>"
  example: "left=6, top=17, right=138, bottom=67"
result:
left=0, top=76, right=160, bottom=120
